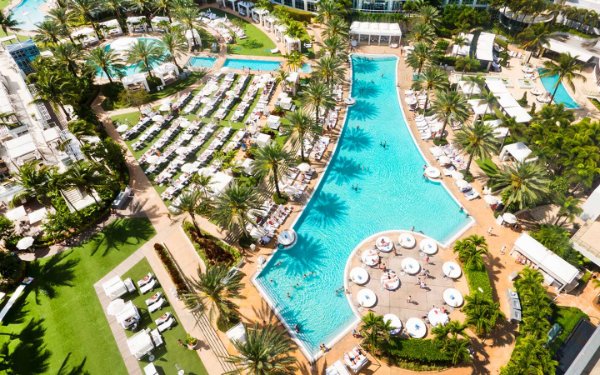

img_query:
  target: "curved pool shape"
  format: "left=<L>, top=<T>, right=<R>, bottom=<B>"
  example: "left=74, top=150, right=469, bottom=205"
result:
left=187, top=56, right=217, bottom=69
left=254, top=55, right=472, bottom=358
left=10, top=0, right=47, bottom=31
left=538, top=68, right=579, bottom=109
left=222, top=58, right=311, bottom=73
left=97, top=37, right=167, bottom=78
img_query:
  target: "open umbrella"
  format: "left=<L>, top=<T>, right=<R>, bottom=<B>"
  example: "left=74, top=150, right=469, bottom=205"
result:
left=297, top=163, right=311, bottom=173
left=503, top=212, right=518, bottom=224
left=116, top=124, right=129, bottom=133
left=181, top=163, right=196, bottom=174
left=16, top=236, right=35, bottom=250
left=107, top=298, right=126, bottom=316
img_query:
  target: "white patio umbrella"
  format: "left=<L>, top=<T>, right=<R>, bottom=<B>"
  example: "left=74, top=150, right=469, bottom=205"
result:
left=152, top=114, right=165, bottom=123
left=502, top=213, right=518, bottom=224
left=159, top=101, right=171, bottom=112
left=297, top=163, right=311, bottom=173
left=16, top=236, right=35, bottom=250
left=181, top=163, right=196, bottom=174
left=107, top=298, right=126, bottom=316
left=450, top=170, right=464, bottom=180
left=455, top=179, right=470, bottom=190
left=116, top=124, right=129, bottom=133
left=146, top=155, right=160, bottom=164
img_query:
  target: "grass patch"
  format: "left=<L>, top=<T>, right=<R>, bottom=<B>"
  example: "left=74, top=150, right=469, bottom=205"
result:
left=111, top=111, right=141, bottom=126
left=206, top=8, right=277, bottom=56
left=122, top=259, right=208, bottom=375
left=549, top=306, right=589, bottom=353
left=0, top=218, right=155, bottom=375
left=464, top=267, right=494, bottom=299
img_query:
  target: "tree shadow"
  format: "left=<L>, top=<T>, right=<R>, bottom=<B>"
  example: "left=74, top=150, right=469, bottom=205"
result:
left=303, top=192, right=348, bottom=229
left=280, top=235, right=327, bottom=277
left=485, top=254, right=505, bottom=302
left=89, top=218, right=155, bottom=256
left=341, top=126, right=373, bottom=153
left=27, top=251, right=79, bottom=304
left=352, top=57, right=379, bottom=74
left=0, top=318, right=51, bottom=374
left=329, top=156, right=366, bottom=186
left=353, top=79, right=381, bottom=98
left=348, top=100, right=378, bottom=121
left=56, top=353, right=90, bottom=375
left=469, top=336, right=491, bottom=375
left=488, top=319, right=516, bottom=348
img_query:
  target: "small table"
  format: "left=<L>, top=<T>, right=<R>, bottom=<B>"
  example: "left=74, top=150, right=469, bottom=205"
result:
left=144, top=363, right=158, bottom=375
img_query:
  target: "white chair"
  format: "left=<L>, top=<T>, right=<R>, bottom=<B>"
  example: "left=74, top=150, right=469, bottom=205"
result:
left=150, top=329, right=164, bottom=346
left=148, top=298, right=166, bottom=313
left=145, top=292, right=162, bottom=306
left=158, top=317, right=175, bottom=332
left=140, top=279, right=157, bottom=294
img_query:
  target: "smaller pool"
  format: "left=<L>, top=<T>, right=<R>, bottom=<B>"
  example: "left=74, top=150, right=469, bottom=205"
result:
left=10, top=0, right=47, bottom=30
left=537, top=68, right=579, bottom=109
left=97, top=37, right=167, bottom=78
left=187, top=56, right=217, bottom=69
left=222, top=58, right=312, bottom=73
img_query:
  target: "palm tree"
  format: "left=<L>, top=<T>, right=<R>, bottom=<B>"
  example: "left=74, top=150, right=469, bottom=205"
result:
left=86, top=47, right=122, bottom=83
left=186, top=264, right=243, bottom=321
left=479, top=90, right=497, bottom=117
left=452, top=34, right=468, bottom=56
left=488, top=161, right=551, bottom=211
left=323, top=35, right=347, bottom=59
left=284, top=51, right=304, bottom=72
left=284, top=109, right=321, bottom=161
left=406, top=42, right=430, bottom=75
left=34, top=20, right=63, bottom=45
left=127, top=39, right=164, bottom=78
left=52, top=43, right=82, bottom=77
left=128, top=0, right=153, bottom=28
left=274, top=69, right=289, bottom=91
left=191, top=173, right=213, bottom=199
left=453, top=234, right=488, bottom=270
left=454, top=123, right=499, bottom=176
left=323, top=16, right=348, bottom=41
left=316, top=55, right=346, bottom=89
left=225, top=323, right=298, bottom=375
left=0, top=12, right=20, bottom=35
left=418, top=5, right=441, bottom=29
left=48, top=6, right=76, bottom=42
left=455, top=56, right=481, bottom=78
left=413, top=66, right=448, bottom=112
left=213, top=182, right=260, bottom=237
left=161, top=30, right=187, bottom=71
left=520, top=24, right=551, bottom=62
left=70, top=0, right=101, bottom=39
left=302, top=80, right=335, bottom=125
left=175, top=7, right=201, bottom=49
left=252, top=144, right=294, bottom=199
left=63, top=161, right=105, bottom=204
left=463, top=293, right=503, bottom=336
left=359, top=312, right=391, bottom=354
left=316, top=0, right=342, bottom=23
left=153, top=0, right=174, bottom=22
left=541, top=53, right=586, bottom=102
left=31, top=70, right=77, bottom=120
left=463, top=74, right=485, bottom=97
left=172, top=190, right=209, bottom=233
left=68, top=119, right=97, bottom=144
left=431, top=90, right=470, bottom=141
left=11, top=161, right=56, bottom=209
left=409, top=23, right=436, bottom=44
left=554, top=195, right=582, bottom=225
left=103, top=0, right=128, bottom=33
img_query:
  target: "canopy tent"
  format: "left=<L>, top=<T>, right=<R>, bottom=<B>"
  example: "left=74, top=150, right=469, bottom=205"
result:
left=127, top=16, right=148, bottom=33
left=225, top=322, right=247, bottom=344
left=5, top=205, right=26, bottom=222
left=102, top=276, right=134, bottom=300
left=99, top=19, right=122, bottom=37
left=467, top=99, right=491, bottom=116
left=485, top=79, right=509, bottom=95
left=237, top=1, right=253, bottom=15
left=476, top=32, right=496, bottom=62
left=284, top=35, right=301, bottom=54
left=545, top=34, right=600, bottom=63
left=122, top=73, right=150, bottom=92
left=28, top=207, right=47, bottom=225
left=127, top=330, right=155, bottom=359
left=150, top=16, right=170, bottom=32
left=153, top=62, right=179, bottom=86
left=251, top=8, right=269, bottom=24
left=452, top=33, right=473, bottom=56
left=209, top=172, right=233, bottom=196
left=350, top=21, right=402, bottom=46
left=71, top=27, right=99, bottom=47
left=512, top=233, right=581, bottom=291
left=499, top=142, right=533, bottom=163
left=116, top=300, right=140, bottom=328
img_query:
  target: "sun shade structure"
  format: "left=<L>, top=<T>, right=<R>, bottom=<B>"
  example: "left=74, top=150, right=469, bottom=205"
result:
left=350, top=22, right=402, bottom=46
left=476, top=32, right=496, bottom=62
left=511, top=233, right=581, bottom=292
left=499, top=142, right=534, bottom=163
left=127, top=329, right=155, bottom=359
left=545, top=33, right=600, bottom=63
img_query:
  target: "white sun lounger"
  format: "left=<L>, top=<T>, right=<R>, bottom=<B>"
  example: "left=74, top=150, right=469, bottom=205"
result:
left=148, top=297, right=166, bottom=313
left=465, top=190, right=480, bottom=200
left=157, top=317, right=176, bottom=332
left=150, top=329, right=164, bottom=346
left=140, top=279, right=157, bottom=294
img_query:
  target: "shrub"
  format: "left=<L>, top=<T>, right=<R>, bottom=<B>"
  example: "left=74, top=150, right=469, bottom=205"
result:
left=273, top=5, right=312, bottom=23
left=383, top=337, right=455, bottom=367
left=153, top=243, right=189, bottom=293
left=182, top=221, right=241, bottom=265
left=464, top=268, right=494, bottom=299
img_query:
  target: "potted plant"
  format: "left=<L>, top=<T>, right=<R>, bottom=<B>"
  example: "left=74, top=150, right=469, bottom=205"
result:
left=185, top=334, right=198, bottom=350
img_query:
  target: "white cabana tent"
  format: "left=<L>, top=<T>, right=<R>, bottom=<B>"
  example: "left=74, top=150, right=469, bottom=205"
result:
left=185, top=29, right=201, bottom=48
left=274, top=24, right=287, bottom=42
left=458, top=80, right=482, bottom=96
left=452, top=33, right=473, bottom=56
left=485, top=79, right=509, bottom=95
left=350, top=21, right=402, bottom=46
left=209, top=171, right=233, bottom=196
left=116, top=301, right=140, bottom=328
left=581, top=184, right=600, bottom=221
left=254, top=133, right=272, bottom=147
left=28, top=207, right=47, bottom=225
left=71, top=27, right=99, bottom=47
left=263, top=16, right=277, bottom=31
left=499, top=142, right=534, bottom=163
left=5, top=206, right=26, bottom=222
left=476, top=32, right=496, bottom=63
left=127, top=330, right=155, bottom=359
left=284, top=35, right=301, bottom=54
left=102, top=276, right=134, bottom=300
left=237, top=1, right=253, bottom=16
left=511, top=233, right=581, bottom=292
left=226, top=322, right=247, bottom=344
left=99, top=19, right=122, bottom=37
left=127, top=16, right=148, bottom=33
left=151, top=16, right=170, bottom=32
left=122, top=73, right=150, bottom=92
left=251, top=8, right=269, bottom=25
left=153, top=62, right=179, bottom=86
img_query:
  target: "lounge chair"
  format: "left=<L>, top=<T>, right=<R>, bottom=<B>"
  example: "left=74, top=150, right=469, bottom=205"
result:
left=140, top=279, right=157, bottom=294
left=326, top=360, right=351, bottom=375
left=148, top=297, right=166, bottom=313
left=150, top=329, right=164, bottom=346
left=270, top=48, right=279, bottom=54
left=344, top=346, right=369, bottom=373
left=465, top=190, right=480, bottom=200
left=145, top=292, right=162, bottom=306
left=157, top=316, right=176, bottom=332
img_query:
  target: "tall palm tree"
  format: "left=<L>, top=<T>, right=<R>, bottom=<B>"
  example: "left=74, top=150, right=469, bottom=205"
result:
left=431, top=90, right=470, bottom=141
left=225, top=323, right=298, bottom=375
left=213, top=182, right=260, bottom=237
left=153, top=0, right=174, bottom=22
left=488, top=161, right=550, bottom=211
left=323, top=16, right=348, bottom=41
left=172, top=190, right=211, bottom=233
left=34, top=20, right=63, bottom=45
left=86, top=47, right=122, bottom=83
left=274, top=69, right=289, bottom=91
left=127, top=39, right=164, bottom=78
left=128, top=0, right=153, bottom=28
left=463, top=293, right=502, bottom=336
left=359, top=312, right=391, bottom=354
left=68, top=119, right=97, bottom=145
left=432, top=319, right=471, bottom=364
left=417, top=5, right=441, bottom=29
left=62, top=161, right=105, bottom=204
left=191, top=173, right=213, bottom=199
left=452, top=34, right=468, bottom=56
left=284, top=51, right=304, bottom=72
left=454, top=123, right=499, bottom=175
left=0, top=12, right=20, bottom=35
left=161, top=30, right=187, bottom=71
left=413, top=66, right=448, bottom=112
left=175, top=7, right=201, bottom=49
left=520, top=24, right=551, bottom=62
left=48, top=6, right=76, bottom=43
left=70, top=0, right=101, bottom=39
left=453, top=234, right=488, bottom=270
left=554, top=195, right=582, bottom=225
left=284, top=109, right=321, bottom=161
left=103, top=0, right=128, bottom=33
left=31, top=70, right=77, bottom=120
left=409, top=23, right=436, bottom=44
left=541, top=53, right=586, bottom=102
left=302, top=80, right=335, bottom=125
left=11, top=161, right=56, bottom=209
left=52, top=43, right=82, bottom=77
left=406, top=42, right=430, bottom=75
left=185, top=264, right=242, bottom=321
left=316, top=0, right=342, bottom=23
left=252, top=144, right=294, bottom=199
left=455, top=56, right=481, bottom=78
left=463, top=74, right=485, bottom=97
left=323, top=35, right=347, bottom=59
left=316, top=55, right=345, bottom=89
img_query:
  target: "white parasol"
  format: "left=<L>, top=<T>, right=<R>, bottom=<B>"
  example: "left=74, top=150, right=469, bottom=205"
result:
left=16, top=236, right=35, bottom=250
left=297, top=163, right=311, bottom=173
left=107, top=298, right=126, bottom=315
left=152, top=115, right=165, bottom=123
left=116, top=124, right=129, bottom=133
left=502, top=213, right=518, bottom=224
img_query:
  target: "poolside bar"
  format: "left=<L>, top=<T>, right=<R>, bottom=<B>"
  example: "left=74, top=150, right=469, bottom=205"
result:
left=349, top=22, right=402, bottom=46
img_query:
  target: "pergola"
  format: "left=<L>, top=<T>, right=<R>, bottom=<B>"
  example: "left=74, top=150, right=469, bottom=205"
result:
left=274, top=24, right=287, bottom=42
left=284, top=35, right=301, bottom=54
left=127, top=16, right=148, bottom=33
left=349, top=22, right=402, bottom=46
left=475, top=32, right=496, bottom=70
left=263, top=16, right=277, bottom=31
left=99, top=19, right=122, bottom=37
left=252, top=8, right=269, bottom=25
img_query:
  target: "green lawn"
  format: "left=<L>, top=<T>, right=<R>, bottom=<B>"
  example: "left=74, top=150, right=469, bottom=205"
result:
left=206, top=8, right=277, bottom=56
left=549, top=306, right=589, bottom=353
left=0, top=218, right=156, bottom=375
left=111, top=111, right=141, bottom=126
left=122, top=260, right=208, bottom=375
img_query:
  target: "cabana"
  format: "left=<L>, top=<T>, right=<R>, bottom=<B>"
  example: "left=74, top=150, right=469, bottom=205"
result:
left=263, top=16, right=277, bottom=31
left=499, top=142, right=534, bottom=163
left=251, top=8, right=269, bottom=25
left=99, top=19, right=122, bottom=37
left=255, top=133, right=272, bottom=148
left=151, top=16, right=170, bottom=32
left=28, top=207, right=47, bottom=225
left=127, top=16, right=148, bottom=33
left=285, top=71, right=299, bottom=95
left=5, top=206, right=26, bottom=222
left=122, top=73, right=150, bottom=92
left=237, top=1, right=253, bottom=16
left=284, top=35, right=301, bottom=54
left=475, top=32, right=496, bottom=70
left=71, top=27, right=99, bottom=47
left=185, top=29, right=201, bottom=48
left=102, top=276, right=135, bottom=300
left=116, top=301, right=140, bottom=329
left=127, top=330, right=155, bottom=359
left=153, top=62, right=179, bottom=86
left=5, top=134, right=38, bottom=167
left=511, top=233, right=581, bottom=292
left=210, top=171, right=233, bottom=196
left=458, top=80, right=482, bottom=96
left=452, top=33, right=473, bottom=56
left=350, top=21, right=402, bottom=46
left=274, top=24, right=287, bottom=42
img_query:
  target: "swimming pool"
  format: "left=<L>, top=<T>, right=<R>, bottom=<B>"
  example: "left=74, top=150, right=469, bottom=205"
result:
left=187, top=56, right=217, bottom=69
left=254, top=55, right=472, bottom=359
left=222, top=58, right=311, bottom=73
left=10, top=0, right=47, bottom=31
left=538, top=68, right=579, bottom=109
left=97, top=37, right=167, bottom=78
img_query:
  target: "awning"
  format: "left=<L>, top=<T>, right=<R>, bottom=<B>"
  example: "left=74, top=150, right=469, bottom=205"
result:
left=476, top=32, right=496, bottom=62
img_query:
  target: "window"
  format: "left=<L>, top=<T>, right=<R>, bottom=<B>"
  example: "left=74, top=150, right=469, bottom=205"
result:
left=306, top=0, right=317, bottom=11
left=294, top=0, right=306, bottom=10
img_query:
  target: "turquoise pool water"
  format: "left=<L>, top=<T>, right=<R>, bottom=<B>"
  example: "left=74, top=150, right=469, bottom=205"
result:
left=538, top=68, right=579, bottom=109
left=222, top=58, right=311, bottom=73
left=255, top=55, right=471, bottom=357
left=187, top=56, right=217, bottom=69
left=97, top=38, right=167, bottom=78
left=10, top=0, right=47, bottom=31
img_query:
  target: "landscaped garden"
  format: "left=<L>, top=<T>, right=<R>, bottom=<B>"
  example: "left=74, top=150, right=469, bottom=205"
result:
left=0, top=218, right=155, bottom=374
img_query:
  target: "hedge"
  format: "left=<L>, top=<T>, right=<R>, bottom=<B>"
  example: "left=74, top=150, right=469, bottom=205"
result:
left=154, top=243, right=190, bottom=293
left=274, top=5, right=313, bottom=22
left=464, top=267, right=494, bottom=299
left=384, top=337, right=454, bottom=366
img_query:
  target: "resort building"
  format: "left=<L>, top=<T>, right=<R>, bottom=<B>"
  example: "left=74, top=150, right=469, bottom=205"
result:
left=349, top=21, right=402, bottom=46
left=270, top=0, right=486, bottom=12
left=3, top=39, right=40, bottom=75
left=571, top=185, right=600, bottom=267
